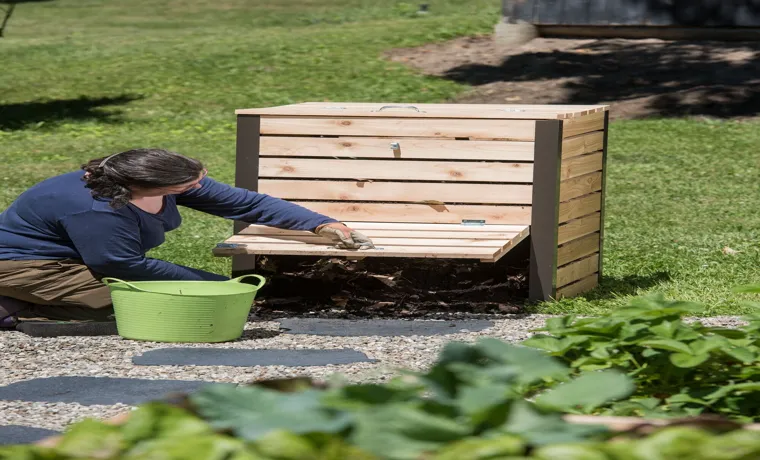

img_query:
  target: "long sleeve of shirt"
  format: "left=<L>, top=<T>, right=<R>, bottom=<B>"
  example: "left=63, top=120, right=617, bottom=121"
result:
left=61, top=210, right=227, bottom=281
left=176, top=177, right=337, bottom=231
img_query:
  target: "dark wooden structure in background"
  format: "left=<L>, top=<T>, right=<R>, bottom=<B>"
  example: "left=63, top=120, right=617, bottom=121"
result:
left=502, top=0, right=760, bottom=40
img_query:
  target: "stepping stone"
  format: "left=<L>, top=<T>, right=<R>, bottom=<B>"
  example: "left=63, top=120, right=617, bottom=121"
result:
left=0, top=377, right=209, bottom=406
left=0, top=425, right=59, bottom=445
left=278, top=318, right=494, bottom=337
left=16, top=321, right=118, bottom=337
left=133, top=348, right=377, bottom=367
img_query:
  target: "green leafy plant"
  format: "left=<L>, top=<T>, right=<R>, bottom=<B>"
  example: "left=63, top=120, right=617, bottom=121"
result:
left=523, top=294, right=760, bottom=421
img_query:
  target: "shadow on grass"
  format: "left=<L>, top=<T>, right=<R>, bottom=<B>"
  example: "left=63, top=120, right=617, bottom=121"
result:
left=587, top=271, right=673, bottom=300
left=0, top=95, right=142, bottom=131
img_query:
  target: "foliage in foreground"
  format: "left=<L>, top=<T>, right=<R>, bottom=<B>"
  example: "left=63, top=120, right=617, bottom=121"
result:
left=4, top=335, right=760, bottom=459
left=523, top=293, right=760, bottom=421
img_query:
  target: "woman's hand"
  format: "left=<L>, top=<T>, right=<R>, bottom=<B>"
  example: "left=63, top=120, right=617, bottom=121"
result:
left=316, top=223, right=375, bottom=250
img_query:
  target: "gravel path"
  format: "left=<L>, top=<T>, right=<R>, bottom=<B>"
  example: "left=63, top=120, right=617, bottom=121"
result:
left=0, top=315, right=746, bottom=433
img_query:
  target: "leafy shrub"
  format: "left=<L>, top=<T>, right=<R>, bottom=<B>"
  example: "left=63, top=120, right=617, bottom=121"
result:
left=523, top=294, right=760, bottom=421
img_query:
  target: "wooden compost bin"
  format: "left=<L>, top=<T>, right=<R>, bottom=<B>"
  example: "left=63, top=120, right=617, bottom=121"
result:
left=214, top=103, right=610, bottom=301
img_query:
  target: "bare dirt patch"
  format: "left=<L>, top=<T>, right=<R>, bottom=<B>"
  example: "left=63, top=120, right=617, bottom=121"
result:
left=386, top=36, right=760, bottom=120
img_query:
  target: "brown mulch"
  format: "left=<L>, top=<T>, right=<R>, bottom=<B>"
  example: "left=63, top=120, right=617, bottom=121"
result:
left=385, top=36, right=760, bottom=120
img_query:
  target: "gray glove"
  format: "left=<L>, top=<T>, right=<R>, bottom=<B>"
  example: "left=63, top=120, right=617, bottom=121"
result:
left=317, top=225, right=375, bottom=250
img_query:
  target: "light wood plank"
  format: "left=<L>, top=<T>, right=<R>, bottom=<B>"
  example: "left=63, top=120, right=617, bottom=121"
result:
left=560, top=152, right=603, bottom=180
left=291, top=202, right=532, bottom=225
left=240, top=103, right=609, bottom=119
left=214, top=243, right=500, bottom=259
left=226, top=235, right=514, bottom=248
left=260, top=136, right=535, bottom=161
left=240, top=226, right=523, bottom=240
left=557, top=254, right=600, bottom=287
left=562, top=111, right=605, bottom=138
left=556, top=273, right=599, bottom=299
left=260, top=158, right=534, bottom=183
left=559, top=172, right=602, bottom=202
left=558, top=233, right=601, bottom=267
left=562, top=132, right=605, bottom=159
left=260, top=117, right=536, bottom=140
left=259, top=180, right=533, bottom=205
left=557, top=212, right=601, bottom=245
left=343, top=222, right=529, bottom=232
left=558, top=193, right=602, bottom=223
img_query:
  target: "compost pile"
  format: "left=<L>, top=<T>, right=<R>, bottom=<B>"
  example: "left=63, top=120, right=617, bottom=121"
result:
left=252, top=249, right=528, bottom=319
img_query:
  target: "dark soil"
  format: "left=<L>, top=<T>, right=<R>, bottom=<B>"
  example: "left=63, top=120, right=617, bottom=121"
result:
left=251, top=241, right=529, bottom=320
left=385, top=36, right=760, bottom=120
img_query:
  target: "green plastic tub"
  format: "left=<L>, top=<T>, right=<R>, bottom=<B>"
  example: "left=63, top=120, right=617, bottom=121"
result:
left=102, top=275, right=266, bottom=343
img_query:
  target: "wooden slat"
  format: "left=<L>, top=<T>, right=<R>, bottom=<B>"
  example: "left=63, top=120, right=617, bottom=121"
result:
left=557, top=254, right=600, bottom=287
left=556, top=273, right=599, bottom=299
left=343, top=222, right=528, bottom=232
left=241, top=103, right=609, bottom=119
left=259, top=180, right=533, bottom=205
left=558, top=193, right=602, bottom=223
left=559, top=171, right=602, bottom=202
left=557, top=212, right=601, bottom=245
left=226, top=234, right=515, bottom=248
left=240, top=226, right=523, bottom=240
left=562, top=111, right=605, bottom=138
left=260, top=136, right=535, bottom=161
left=215, top=243, right=500, bottom=259
left=560, top=151, right=603, bottom=180
left=260, top=158, right=534, bottom=183
left=290, top=202, right=532, bottom=225
left=562, top=132, right=605, bottom=159
left=259, top=117, right=536, bottom=140
left=558, top=232, right=601, bottom=267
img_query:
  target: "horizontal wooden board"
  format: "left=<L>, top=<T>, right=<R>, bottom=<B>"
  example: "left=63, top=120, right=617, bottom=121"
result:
left=557, top=232, right=601, bottom=267
left=559, top=172, right=603, bottom=202
left=260, top=136, right=535, bottom=161
left=240, top=103, right=609, bottom=119
left=562, top=111, right=605, bottom=138
left=560, top=151, right=603, bottom=180
left=259, top=180, right=533, bottom=205
left=289, top=202, right=533, bottom=225
left=340, top=222, right=529, bottom=232
left=562, top=132, right=605, bottom=159
left=260, top=158, right=534, bottom=183
left=260, top=117, right=536, bottom=140
left=556, top=273, right=599, bottom=299
left=557, top=212, right=601, bottom=245
left=558, top=193, right=602, bottom=223
left=241, top=227, right=523, bottom=240
left=557, top=253, right=600, bottom=287
left=226, top=234, right=515, bottom=248
left=215, top=243, right=500, bottom=259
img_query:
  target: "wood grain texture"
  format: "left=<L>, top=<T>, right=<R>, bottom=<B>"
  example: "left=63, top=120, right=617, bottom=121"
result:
left=559, top=171, right=603, bottom=202
left=562, top=131, right=605, bottom=159
left=558, top=192, right=602, bottom=223
left=557, top=232, right=601, bottom=267
left=259, top=180, right=533, bottom=205
left=289, top=202, right=533, bottom=225
left=557, top=212, right=601, bottom=245
left=241, top=227, right=522, bottom=239
left=260, top=136, right=535, bottom=161
left=226, top=234, right=516, bottom=248
left=560, top=151, right=603, bottom=180
left=557, top=253, right=600, bottom=287
left=259, top=117, right=536, bottom=140
left=342, top=222, right=529, bottom=232
left=556, top=273, right=599, bottom=299
left=239, top=103, right=609, bottom=119
left=562, top=111, right=605, bottom=138
left=259, top=158, right=534, bottom=183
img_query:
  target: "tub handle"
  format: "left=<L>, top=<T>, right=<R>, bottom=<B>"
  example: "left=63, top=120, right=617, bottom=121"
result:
left=101, top=277, right=150, bottom=293
left=373, top=105, right=425, bottom=113
left=229, top=274, right=267, bottom=290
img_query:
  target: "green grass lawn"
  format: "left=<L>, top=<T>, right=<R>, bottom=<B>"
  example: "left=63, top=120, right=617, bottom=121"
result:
left=2, top=0, right=759, bottom=316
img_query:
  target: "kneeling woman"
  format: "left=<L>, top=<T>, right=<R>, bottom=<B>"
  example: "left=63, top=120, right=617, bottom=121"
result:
left=0, top=148, right=373, bottom=326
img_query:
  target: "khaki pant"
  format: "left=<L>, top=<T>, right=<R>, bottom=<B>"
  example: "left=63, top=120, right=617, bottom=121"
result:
left=0, top=259, right=114, bottom=321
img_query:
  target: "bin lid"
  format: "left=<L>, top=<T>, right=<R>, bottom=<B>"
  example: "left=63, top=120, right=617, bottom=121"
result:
left=235, top=102, right=609, bottom=120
